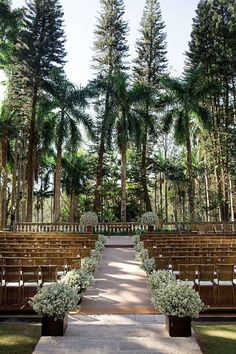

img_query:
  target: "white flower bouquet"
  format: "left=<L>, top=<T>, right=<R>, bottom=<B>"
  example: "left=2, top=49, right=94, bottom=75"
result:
left=80, top=212, right=98, bottom=226
left=61, top=269, right=94, bottom=293
left=140, top=257, right=155, bottom=274
left=151, top=282, right=205, bottom=318
left=90, top=248, right=102, bottom=262
left=141, top=212, right=159, bottom=225
left=97, top=234, right=107, bottom=245
left=30, top=283, right=80, bottom=320
left=82, top=256, right=99, bottom=274
left=147, top=270, right=176, bottom=292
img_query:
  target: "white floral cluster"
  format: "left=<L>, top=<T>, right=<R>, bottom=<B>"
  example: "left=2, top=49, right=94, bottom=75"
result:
left=133, top=234, right=140, bottom=244
left=134, top=239, right=155, bottom=274
left=148, top=270, right=206, bottom=319
left=140, top=257, right=155, bottom=274
left=148, top=270, right=176, bottom=292
left=81, top=234, right=107, bottom=273
left=141, top=212, right=159, bottom=225
left=82, top=256, right=99, bottom=274
left=61, top=269, right=94, bottom=293
left=80, top=212, right=98, bottom=226
left=30, top=283, right=80, bottom=321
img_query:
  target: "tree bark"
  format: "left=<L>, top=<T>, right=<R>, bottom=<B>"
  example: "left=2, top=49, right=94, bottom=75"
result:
left=69, top=188, right=75, bottom=222
left=93, top=139, right=105, bottom=214
left=26, top=86, right=38, bottom=222
left=0, top=132, right=8, bottom=229
left=120, top=143, right=127, bottom=222
left=185, top=128, right=195, bottom=220
left=53, top=139, right=62, bottom=222
left=141, top=128, right=152, bottom=212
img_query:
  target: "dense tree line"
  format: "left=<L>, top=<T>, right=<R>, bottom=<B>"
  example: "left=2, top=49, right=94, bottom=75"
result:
left=0, top=0, right=235, bottom=228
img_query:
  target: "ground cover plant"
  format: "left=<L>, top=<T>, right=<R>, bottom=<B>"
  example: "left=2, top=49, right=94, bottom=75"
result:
left=0, top=322, right=41, bottom=354
left=193, top=323, right=236, bottom=354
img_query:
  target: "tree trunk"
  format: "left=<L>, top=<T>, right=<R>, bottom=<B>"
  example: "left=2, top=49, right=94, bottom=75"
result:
left=0, top=132, right=8, bottom=229
left=26, top=86, right=38, bottom=222
left=53, top=139, right=62, bottom=222
left=69, top=188, right=75, bottom=222
left=229, top=176, right=234, bottom=222
left=141, top=128, right=152, bottom=212
left=120, top=143, right=127, bottom=222
left=93, top=140, right=105, bottom=214
left=185, top=129, right=195, bottom=220
left=164, top=177, right=168, bottom=222
left=204, top=157, right=210, bottom=222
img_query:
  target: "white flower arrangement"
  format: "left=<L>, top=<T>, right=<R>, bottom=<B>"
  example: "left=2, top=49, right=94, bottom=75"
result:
left=95, top=239, right=106, bottom=252
left=90, top=248, right=102, bottom=262
left=135, top=247, right=149, bottom=262
left=30, top=283, right=79, bottom=321
left=140, top=257, right=155, bottom=274
left=61, top=269, right=94, bottom=293
left=97, top=234, right=107, bottom=245
left=80, top=212, right=98, bottom=226
left=151, top=282, right=206, bottom=318
left=82, top=256, right=99, bottom=274
left=133, top=235, right=140, bottom=244
left=141, top=212, right=159, bottom=225
left=147, top=270, right=176, bottom=292
left=134, top=240, right=144, bottom=254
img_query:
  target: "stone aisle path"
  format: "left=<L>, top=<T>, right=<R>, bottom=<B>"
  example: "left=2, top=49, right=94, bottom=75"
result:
left=33, top=237, right=202, bottom=354
left=79, top=236, right=157, bottom=314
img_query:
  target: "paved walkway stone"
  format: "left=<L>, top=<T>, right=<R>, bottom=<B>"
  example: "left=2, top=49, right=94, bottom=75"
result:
left=34, top=314, right=202, bottom=354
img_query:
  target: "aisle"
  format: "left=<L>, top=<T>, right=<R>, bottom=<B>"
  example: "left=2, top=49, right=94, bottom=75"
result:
left=79, top=236, right=158, bottom=314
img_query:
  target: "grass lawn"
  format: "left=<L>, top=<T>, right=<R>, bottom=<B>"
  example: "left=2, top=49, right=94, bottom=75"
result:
left=0, top=323, right=41, bottom=354
left=193, top=322, right=236, bottom=354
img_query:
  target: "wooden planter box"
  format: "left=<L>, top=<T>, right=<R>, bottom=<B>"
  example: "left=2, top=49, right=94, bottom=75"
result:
left=165, top=315, right=191, bottom=337
left=41, top=315, right=68, bottom=336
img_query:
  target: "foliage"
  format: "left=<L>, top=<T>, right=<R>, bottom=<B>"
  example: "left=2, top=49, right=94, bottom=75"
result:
left=141, top=212, right=159, bottom=225
left=151, top=282, right=206, bottom=318
left=29, top=283, right=79, bottom=320
left=193, top=323, right=236, bottom=354
left=147, top=270, right=175, bottom=291
left=61, top=269, right=94, bottom=293
left=140, top=257, right=155, bottom=274
left=81, top=256, right=99, bottom=274
left=80, top=212, right=98, bottom=226
left=0, top=323, right=41, bottom=354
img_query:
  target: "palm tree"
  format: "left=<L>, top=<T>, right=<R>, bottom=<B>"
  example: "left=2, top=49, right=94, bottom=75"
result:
left=111, top=72, right=152, bottom=221
left=46, top=70, right=94, bottom=222
left=161, top=69, right=211, bottom=220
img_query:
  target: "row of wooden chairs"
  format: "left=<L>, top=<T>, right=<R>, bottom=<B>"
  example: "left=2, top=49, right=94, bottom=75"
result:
left=0, top=247, right=91, bottom=259
left=0, top=264, right=74, bottom=306
left=0, top=257, right=82, bottom=270
left=177, top=264, right=236, bottom=304
left=154, top=256, right=236, bottom=272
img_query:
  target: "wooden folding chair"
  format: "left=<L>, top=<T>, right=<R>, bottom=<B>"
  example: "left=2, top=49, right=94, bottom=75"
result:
left=178, top=264, right=197, bottom=288
left=154, top=256, right=170, bottom=271
left=214, top=264, right=235, bottom=304
left=21, top=265, right=40, bottom=301
left=195, top=264, right=216, bottom=304
left=40, top=265, right=58, bottom=286
left=3, top=265, right=22, bottom=305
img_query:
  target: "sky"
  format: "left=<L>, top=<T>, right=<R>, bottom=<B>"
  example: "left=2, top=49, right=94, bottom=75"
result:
left=0, top=0, right=200, bottom=99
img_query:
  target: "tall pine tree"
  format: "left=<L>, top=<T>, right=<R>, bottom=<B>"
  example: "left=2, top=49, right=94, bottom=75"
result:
left=14, top=0, right=66, bottom=221
left=92, top=0, right=129, bottom=216
left=187, top=0, right=236, bottom=221
left=133, top=0, right=167, bottom=213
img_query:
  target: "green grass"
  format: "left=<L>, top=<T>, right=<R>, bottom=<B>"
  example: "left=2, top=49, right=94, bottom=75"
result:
left=193, top=323, right=236, bottom=354
left=0, top=323, right=41, bottom=354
